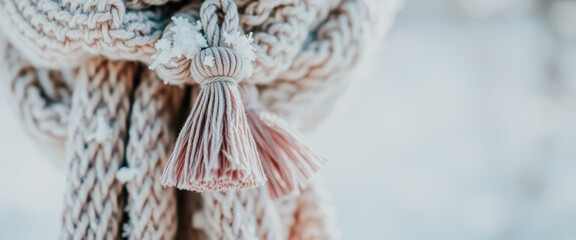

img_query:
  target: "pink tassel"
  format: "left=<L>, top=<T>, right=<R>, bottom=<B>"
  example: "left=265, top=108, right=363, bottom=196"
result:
left=240, top=83, right=327, bottom=199
left=160, top=48, right=266, bottom=191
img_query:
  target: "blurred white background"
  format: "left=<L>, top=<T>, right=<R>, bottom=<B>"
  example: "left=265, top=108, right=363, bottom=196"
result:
left=3, top=0, right=576, bottom=239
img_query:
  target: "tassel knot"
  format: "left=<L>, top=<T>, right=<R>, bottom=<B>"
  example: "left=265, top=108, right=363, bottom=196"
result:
left=190, top=47, right=248, bottom=85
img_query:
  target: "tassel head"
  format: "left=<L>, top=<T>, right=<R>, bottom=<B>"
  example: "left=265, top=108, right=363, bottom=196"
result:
left=190, top=47, right=249, bottom=84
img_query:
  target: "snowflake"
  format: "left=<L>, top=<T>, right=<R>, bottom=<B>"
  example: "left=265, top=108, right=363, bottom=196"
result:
left=116, top=167, right=138, bottom=183
left=203, top=55, right=215, bottom=67
left=122, top=223, right=131, bottom=238
left=150, top=17, right=208, bottom=70
left=86, top=110, right=112, bottom=143
left=223, top=30, right=256, bottom=77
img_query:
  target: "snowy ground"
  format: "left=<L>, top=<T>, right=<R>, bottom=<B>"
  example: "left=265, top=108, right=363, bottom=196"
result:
left=2, top=0, right=576, bottom=239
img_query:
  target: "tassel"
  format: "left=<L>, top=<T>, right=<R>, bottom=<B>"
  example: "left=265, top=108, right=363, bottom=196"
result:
left=240, top=83, right=327, bottom=199
left=160, top=0, right=265, bottom=191
left=161, top=48, right=265, bottom=191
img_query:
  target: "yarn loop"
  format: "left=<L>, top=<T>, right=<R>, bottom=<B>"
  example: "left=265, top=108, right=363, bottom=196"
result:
left=200, top=0, right=240, bottom=47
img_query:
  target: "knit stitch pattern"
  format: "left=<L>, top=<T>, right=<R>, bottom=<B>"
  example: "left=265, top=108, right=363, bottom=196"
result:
left=61, top=58, right=134, bottom=239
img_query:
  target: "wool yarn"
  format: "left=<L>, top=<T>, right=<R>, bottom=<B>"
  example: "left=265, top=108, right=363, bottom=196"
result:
left=1, top=41, right=73, bottom=166
left=62, top=57, right=135, bottom=239
left=0, top=0, right=399, bottom=239
left=123, top=69, right=183, bottom=239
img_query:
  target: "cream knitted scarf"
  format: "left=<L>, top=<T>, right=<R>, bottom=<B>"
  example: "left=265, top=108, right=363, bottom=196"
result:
left=0, top=0, right=398, bottom=239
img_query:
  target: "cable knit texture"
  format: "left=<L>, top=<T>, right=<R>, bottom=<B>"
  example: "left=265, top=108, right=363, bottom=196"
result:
left=62, top=58, right=135, bottom=239
left=123, top=69, right=182, bottom=239
left=0, top=0, right=399, bottom=239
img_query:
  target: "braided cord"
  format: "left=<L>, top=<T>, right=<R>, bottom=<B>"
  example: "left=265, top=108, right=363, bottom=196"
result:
left=248, top=0, right=334, bottom=84
left=123, top=69, right=183, bottom=239
left=0, top=38, right=73, bottom=165
left=194, top=187, right=284, bottom=240
left=0, top=0, right=167, bottom=68
left=61, top=58, right=135, bottom=239
left=289, top=178, right=340, bottom=240
left=260, top=0, right=372, bottom=129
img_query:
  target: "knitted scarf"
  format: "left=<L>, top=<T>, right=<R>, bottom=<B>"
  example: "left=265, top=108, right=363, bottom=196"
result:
left=0, top=0, right=398, bottom=239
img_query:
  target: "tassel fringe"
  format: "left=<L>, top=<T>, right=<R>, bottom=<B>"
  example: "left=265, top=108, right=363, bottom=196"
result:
left=242, top=83, right=326, bottom=199
left=161, top=80, right=266, bottom=191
